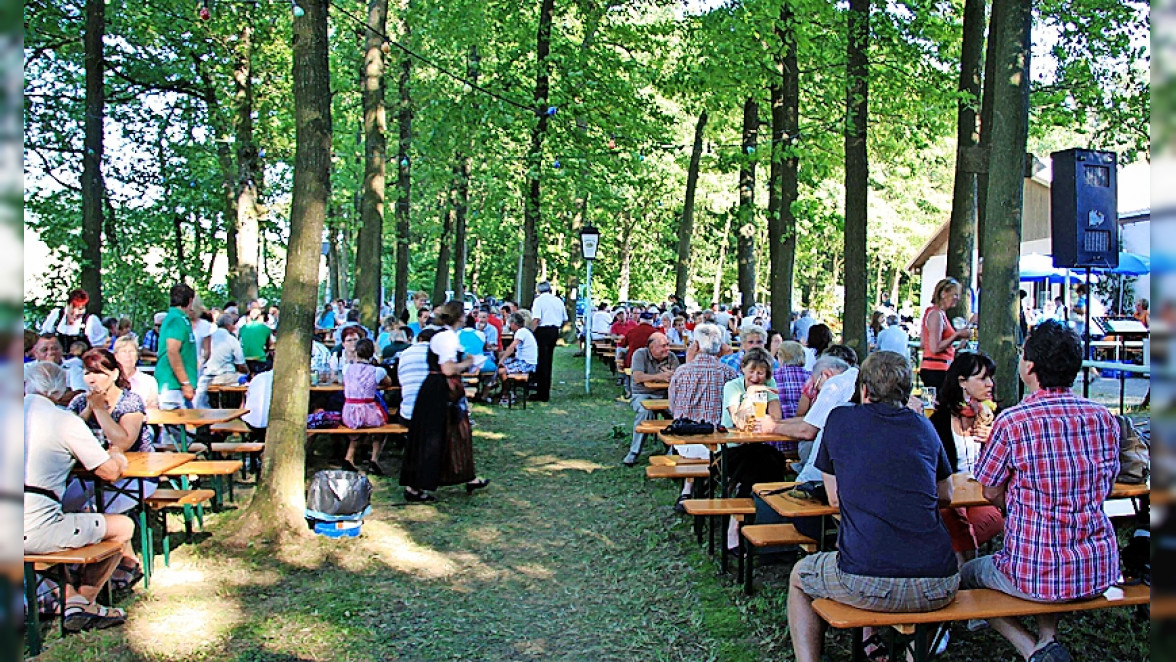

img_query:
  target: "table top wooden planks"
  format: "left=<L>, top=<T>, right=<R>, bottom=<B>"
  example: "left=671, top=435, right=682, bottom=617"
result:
left=146, top=408, right=248, bottom=427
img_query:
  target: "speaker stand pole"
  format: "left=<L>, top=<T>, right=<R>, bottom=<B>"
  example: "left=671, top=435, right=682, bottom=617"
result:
left=1082, top=267, right=1092, bottom=398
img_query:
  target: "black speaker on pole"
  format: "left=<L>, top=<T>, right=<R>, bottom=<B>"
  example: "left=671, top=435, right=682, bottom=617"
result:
left=1049, top=148, right=1119, bottom=269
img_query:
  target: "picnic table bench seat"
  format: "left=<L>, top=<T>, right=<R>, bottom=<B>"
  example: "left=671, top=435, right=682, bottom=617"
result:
left=24, top=541, right=125, bottom=654
left=812, top=584, right=1151, bottom=662
left=163, top=461, right=242, bottom=511
left=634, top=419, right=672, bottom=435
left=307, top=423, right=409, bottom=435
left=645, top=464, right=711, bottom=480
left=143, top=488, right=217, bottom=567
left=648, top=454, right=709, bottom=466
left=740, top=523, right=818, bottom=594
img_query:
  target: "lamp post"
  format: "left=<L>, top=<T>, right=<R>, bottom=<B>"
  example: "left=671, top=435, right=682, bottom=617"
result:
left=579, top=224, right=601, bottom=394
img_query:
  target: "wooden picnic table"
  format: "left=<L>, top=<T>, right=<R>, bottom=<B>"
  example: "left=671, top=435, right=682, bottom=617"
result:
left=754, top=475, right=1151, bottom=518
left=640, top=398, right=670, bottom=412
left=659, top=430, right=799, bottom=498
left=147, top=408, right=248, bottom=453
left=644, top=380, right=671, bottom=391
left=208, top=382, right=399, bottom=393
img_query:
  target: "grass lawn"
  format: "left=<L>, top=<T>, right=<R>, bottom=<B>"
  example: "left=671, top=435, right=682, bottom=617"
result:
left=30, top=347, right=1150, bottom=661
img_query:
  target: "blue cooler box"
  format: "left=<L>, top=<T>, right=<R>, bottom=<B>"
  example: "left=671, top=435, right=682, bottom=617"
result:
left=313, top=519, right=363, bottom=538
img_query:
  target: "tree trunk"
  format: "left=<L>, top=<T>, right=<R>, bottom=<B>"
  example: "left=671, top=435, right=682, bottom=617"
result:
left=173, top=215, right=185, bottom=279
left=452, top=48, right=477, bottom=301
left=393, top=0, right=413, bottom=311
left=233, top=0, right=330, bottom=542
left=80, top=0, right=105, bottom=314
left=327, top=217, right=342, bottom=302
left=976, top=0, right=1003, bottom=255
left=433, top=194, right=453, bottom=304
left=713, top=211, right=732, bottom=305
left=977, top=0, right=1030, bottom=405
left=354, top=0, right=389, bottom=330
left=233, top=20, right=261, bottom=304
left=618, top=217, right=632, bottom=303
left=520, top=0, right=556, bottom=310
left=769, top=9, right=799, bottom=338
left=842, top=0, right=870, bottom=358
left=946, top=0, right=986, bottom=321
left=736, top=98, right=758, bottom=310
left=676, top=110, right=707, bottom=305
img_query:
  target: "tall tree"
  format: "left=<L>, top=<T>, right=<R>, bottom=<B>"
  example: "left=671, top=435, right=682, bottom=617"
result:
left=80, top=0, right=106, bottom=314
left=977, top=0, right=1031, bottom=404
left=768, top=6, right=798, bottom=337
left=736, top=97, right=758, bottom=310
left=432, top=191, right=453, bottom=304
left=675, top=110, right=706, bottom=305
left=234, top=0, right=331, bottom=539
left=233, top=17, right=262, bottom=304
left=520, top=0, right=556, bottom=310
left=393, top=0, right=413, bottom=310
left=945, top=0, right=987, bottom=321
left=842, top=0, right=870, bottom=358
left=354, top=0, right=389, bottom=330
left=451, top=46, right=478, bottom=301
left=975, top=0, right=1003, bottom=255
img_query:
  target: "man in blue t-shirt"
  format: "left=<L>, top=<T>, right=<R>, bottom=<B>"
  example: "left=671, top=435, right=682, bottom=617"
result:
left=787, top=351, right=958, bottom=662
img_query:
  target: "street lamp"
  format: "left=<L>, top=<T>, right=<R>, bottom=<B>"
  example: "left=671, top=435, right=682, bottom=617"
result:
left=580, top=224, right=601, bottom=394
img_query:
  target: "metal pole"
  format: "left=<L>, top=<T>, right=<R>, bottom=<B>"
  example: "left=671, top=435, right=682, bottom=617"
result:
left=1083, top=267, right=1092, bottom=398
left=584, top=259, right=593, bottom=394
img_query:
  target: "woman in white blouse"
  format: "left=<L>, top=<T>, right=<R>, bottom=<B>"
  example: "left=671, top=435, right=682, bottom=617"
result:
left=399, top=301, right=490, bottom=502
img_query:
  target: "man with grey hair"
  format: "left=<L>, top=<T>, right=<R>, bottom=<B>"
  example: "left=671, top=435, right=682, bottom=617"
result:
left=530, top=281, right=566, bottom=402
left=24, top=361, right=136, bottom=630
left=195, top=313, right=248, bottom=407
left=757, top=353, right=858, bottom=485
left=793, top=309, right=817, bottom=344
left=668, top=323, right=739, bottom=509
left=623, top=332, right=679, bottom=466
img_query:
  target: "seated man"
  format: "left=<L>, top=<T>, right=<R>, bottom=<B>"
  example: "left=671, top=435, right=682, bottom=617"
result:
left=196, top=313, right=248, bottom=407
left=623, top=332, right=679, bottom=466
left=788, top=351, right=957, bottom=662
left=24, top=361, right=135, bottom=631
left=961, top=320, right=1121, bottom=662
left=667, top=323, right=739, bottom=509
left=720, top=324, right=767, bottom=370
left=497, top=312, right=538, bottom=404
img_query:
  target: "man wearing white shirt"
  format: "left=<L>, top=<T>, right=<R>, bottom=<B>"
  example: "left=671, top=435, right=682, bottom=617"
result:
left=196, top=314, right=248, bottom=407
left=530, top=281, right=567, bottom=402
left=590, top=302, right=613, bottom=341
left=876, top=314, right=910, bottom=360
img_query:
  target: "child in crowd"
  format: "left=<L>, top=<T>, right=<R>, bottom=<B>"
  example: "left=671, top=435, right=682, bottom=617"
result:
left=62, top=340, right=89, bottom=392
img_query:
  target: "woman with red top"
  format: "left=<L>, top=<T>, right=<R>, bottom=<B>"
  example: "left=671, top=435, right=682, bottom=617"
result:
left=919, top=278, right=972, bottom=389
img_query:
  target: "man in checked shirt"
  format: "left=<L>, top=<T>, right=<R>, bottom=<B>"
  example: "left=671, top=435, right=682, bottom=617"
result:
left=962, top=320, right=1120, bottom=662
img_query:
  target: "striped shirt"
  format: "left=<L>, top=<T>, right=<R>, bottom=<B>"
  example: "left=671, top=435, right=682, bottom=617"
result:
left=396, top=344, right=430, bottom=421
left=974, top=387, right=1120, bottom=601
left=668, top=354, right=739, bottom=425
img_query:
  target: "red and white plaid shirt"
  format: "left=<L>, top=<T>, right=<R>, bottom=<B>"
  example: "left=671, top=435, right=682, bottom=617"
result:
left=668, top=354, right=739, bottom=425
left=974, top=387, right=1120, bottom=601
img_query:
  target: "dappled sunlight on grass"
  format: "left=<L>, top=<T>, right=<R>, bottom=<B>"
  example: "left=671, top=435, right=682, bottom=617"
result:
left=509, top=562, right=554, bottom=580
left=472, top=429, right=507, bottom=440
left=466, top=525, right=502, bottom=544
left=576, top=527, right=619, bottom=548
left=522, top=456, right=609, bottom=474
left=351, top=519, right=460, bottom=578
left=126, top=593, right=242, bottom=659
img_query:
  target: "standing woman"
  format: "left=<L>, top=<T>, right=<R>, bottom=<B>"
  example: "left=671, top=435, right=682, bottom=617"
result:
left=929, top=351, right=1003, bottom=566
left=400, top=301, right=490, bottom=502
left=40, top=288, right=107, bottom=349
left=919, top=278, right=972, bottom=389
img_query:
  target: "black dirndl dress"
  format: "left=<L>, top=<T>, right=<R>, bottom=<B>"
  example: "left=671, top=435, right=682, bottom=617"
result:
left=399, top=345, right=475, bottom=491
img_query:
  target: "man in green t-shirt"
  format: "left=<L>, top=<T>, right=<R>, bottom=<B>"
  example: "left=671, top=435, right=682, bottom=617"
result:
left=238, top=308, right=274, bottom=374
left=156, top=283, right=200, bottom=408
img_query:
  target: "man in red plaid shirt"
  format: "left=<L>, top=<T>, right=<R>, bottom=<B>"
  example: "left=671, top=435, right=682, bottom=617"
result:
left=963, top=320, right=1120, bottom=662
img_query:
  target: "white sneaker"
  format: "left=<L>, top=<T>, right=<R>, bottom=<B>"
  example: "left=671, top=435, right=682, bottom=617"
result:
left=967, top=618, right=989, bottom=632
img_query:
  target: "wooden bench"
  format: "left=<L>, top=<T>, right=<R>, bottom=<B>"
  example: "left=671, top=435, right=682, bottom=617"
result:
left=307, top=423, right=409, bottom=435
left=645, top=464, right=711, bottom=480
left=24, top=541, right=124, bottom=653
left=648, top=454, right=709, bottom=466
left=163, top=460, right=243, bottom=511
left=502, top=373, right=531, bottom=409
left=812, top=584, right=1151, bottom=662
left=143, top=489, right=216, bottom=569
left=740, top=523, right=817, bottom=595
left=634, top=419, right=673, bottom=435
left=682, top=498, right=757, bottom=561
left=206, top=419, right=264, bottom=478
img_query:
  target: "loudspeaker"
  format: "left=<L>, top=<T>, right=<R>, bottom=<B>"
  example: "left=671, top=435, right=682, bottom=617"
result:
left=1050, top=148, right=1118, bottom=269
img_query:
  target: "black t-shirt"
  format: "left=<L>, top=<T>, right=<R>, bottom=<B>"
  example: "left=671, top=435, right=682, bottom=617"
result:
left=815, top=402, right=957, bottom=579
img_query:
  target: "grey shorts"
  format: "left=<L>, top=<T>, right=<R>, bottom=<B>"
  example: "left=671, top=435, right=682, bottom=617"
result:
left=795, top=551, right=959, bottom=613
left=959, top=555, right=1079, bottom=603
left=24, top=511, right=108, bottom=555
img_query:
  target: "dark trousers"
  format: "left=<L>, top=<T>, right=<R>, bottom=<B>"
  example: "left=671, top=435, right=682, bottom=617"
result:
left=532, top=325, right=560, bottom=401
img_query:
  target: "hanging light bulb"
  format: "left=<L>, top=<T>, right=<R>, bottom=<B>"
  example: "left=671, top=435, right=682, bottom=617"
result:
left=607, top=137, right=616, bottom=150
left=291, top=0, right=305, bottom=17
left=400, top=157, right=409, bottom=167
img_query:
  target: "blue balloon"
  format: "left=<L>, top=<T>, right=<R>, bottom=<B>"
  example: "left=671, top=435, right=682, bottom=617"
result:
left=292, top=3, right=305, bottom=16
left=545, top=106, right=557, bottom=116
left=400, top=158, right=409, bottom=167
left=552, top=159, right=562, bottom=168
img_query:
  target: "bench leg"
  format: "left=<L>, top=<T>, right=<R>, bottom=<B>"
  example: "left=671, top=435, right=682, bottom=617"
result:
left=161, top=509, right=171, bottom=567
left=24, top=562, right=42, bottom=656
left=743, top=540, right=756, bottom=596
left=137, top=506, right=152, bottom=589
left=850, top=626, right=866, bottom=662
left=707, top=512, right=716, bottom=557
left=56, top=564, right=69, bottom=641
left=719, top=515, right=729, bottom=575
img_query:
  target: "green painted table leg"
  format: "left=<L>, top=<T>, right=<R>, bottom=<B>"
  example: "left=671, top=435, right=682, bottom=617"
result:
left=24, top=562, right=42, bottom=656
left=139, top=507, right=151, bottom=589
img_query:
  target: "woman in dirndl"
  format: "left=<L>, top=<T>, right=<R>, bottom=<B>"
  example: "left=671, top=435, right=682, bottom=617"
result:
left=399, top=301, right=490, bottom=502
left=341, top=338, right=393, bottom=474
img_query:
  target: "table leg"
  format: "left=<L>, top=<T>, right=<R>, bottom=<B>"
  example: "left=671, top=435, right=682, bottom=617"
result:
left=24, top=562, right=42, bottom=656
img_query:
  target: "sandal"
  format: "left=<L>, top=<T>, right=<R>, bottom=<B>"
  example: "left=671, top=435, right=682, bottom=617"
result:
left=64, top=601, right=126, bottom=632
left=110, top=563, right=143, bottom=592
left=862, top=632, right=889, bottom=662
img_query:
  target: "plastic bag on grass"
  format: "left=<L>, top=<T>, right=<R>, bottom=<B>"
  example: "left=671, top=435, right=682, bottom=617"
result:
left=306, top=470, right=373, bottom=521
